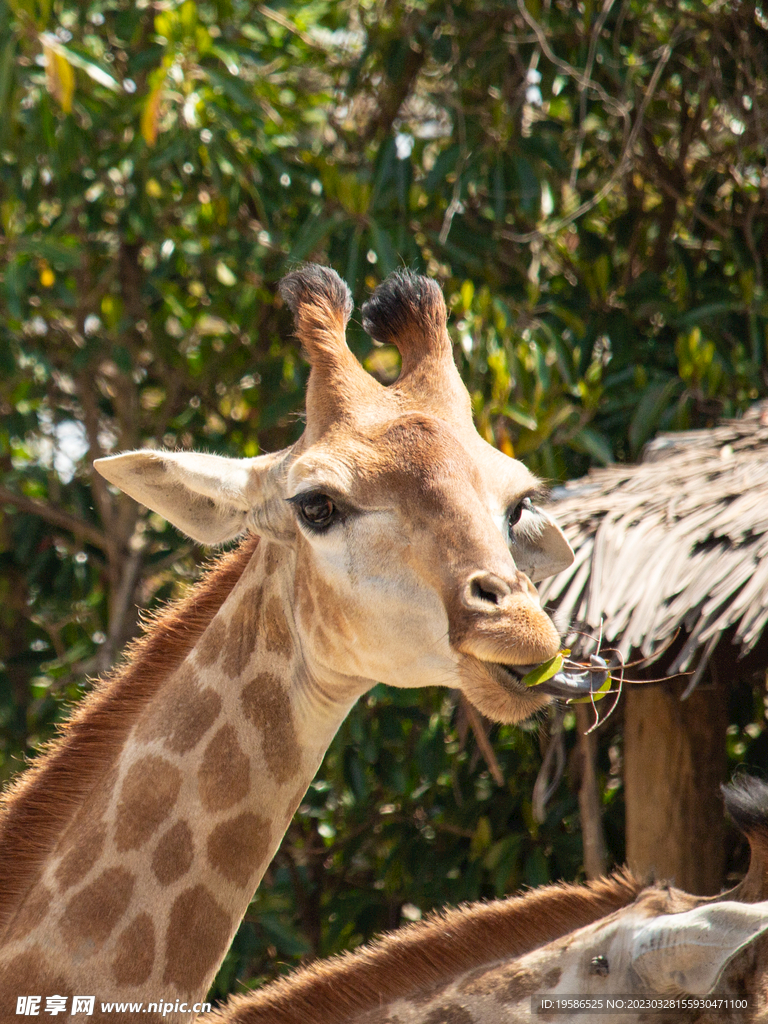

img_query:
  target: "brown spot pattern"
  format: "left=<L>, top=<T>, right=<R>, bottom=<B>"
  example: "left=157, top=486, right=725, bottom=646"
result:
left=261, top=595, right=292, bottom=654
left=491, top=963, right=551, bottom=1003
left=240, top=674, right=299, bottom=784
left=304, top=564, right=350, bottom=639
left=222, top=585, right=263, bottom=678
left=296, top=575, right=316, bottom=624
left=411, top=983, right=452, bottom=1007
left=0, top=537, right=257, bottom=947
left=263, top=543, right=282, bottom=576
left=459, top=959, right=550, bottom=1003
left=458, top=964, right=504, bottom=997
left=423, top=1006, right=473, bottom=1024
left=152, top=820, right=194, bottom=886
left=111, top=913, right=155, bottom=987
left=163, top=885, right=231, bottom=994
left=543, top=966, right=562, bottom=989
left=198, top=725, right=250, bottom=811
left=312, top=621, right=335, bottom=658
left=63, top=866, right=135, bottom=949
left=115, top=755, right=182, bottom=852
left=55, top=820, right=107, bottom=891
left=358, top=1013, right=402, bottom=1024
left=5, top=885, right=52, bottom=942
left=195, top=616, right=228, bottom=668
left=206, top=811, right=271, bottom=887
left=135, top=662, right=222, bottom=754
left=0, top=949, right=72, bottom=1008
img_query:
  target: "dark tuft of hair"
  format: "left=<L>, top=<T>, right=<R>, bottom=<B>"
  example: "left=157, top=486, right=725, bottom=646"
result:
left=279, top=265, right=353, bottom=323
left=723, top=775, right=768, bottom=840
left=361, top=270, right=445, bottom=345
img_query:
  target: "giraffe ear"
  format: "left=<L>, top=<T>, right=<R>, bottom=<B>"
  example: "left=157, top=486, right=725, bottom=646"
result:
left=629, top=901, right=768, bottom=995
left=94, top=449, right=292, bottom=545
left=510, top=507, right=574, bottom=583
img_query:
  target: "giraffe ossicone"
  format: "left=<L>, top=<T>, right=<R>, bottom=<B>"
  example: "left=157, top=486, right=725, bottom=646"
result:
left=1, top=266, right=584, bottom=1018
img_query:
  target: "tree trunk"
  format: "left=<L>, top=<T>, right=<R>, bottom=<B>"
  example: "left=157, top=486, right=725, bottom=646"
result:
left=623, top=674, right=728, bottom=895
left=575, top=704, right=607, bottom=879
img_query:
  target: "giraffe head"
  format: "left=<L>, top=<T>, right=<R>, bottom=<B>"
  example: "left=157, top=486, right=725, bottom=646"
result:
left=95, top=267, right=580, bottom=723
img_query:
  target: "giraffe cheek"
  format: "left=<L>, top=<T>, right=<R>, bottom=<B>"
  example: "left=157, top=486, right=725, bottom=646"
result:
left=311, top=621, right=347, bottom=664
left=295, top=576, right=316, bottom=629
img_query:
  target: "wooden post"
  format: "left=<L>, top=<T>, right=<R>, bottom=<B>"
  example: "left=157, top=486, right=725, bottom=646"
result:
left=623, top=675, right=728, bottom=894
left=575, top=704, right=607, bottom=879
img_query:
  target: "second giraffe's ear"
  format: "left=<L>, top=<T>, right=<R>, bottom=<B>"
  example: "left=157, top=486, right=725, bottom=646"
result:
left=629, top=901, right=768, bottom=995
left=94, top=449, right=292, bottom=545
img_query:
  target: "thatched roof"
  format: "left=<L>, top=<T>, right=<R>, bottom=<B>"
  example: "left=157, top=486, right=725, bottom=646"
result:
left=538, top=401, right=768, bottom=693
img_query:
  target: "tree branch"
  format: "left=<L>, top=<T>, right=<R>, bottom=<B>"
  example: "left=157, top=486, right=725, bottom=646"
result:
left=362, top=42, right=425, bottom=145
left=503, top=31, right=678, bottom=244
left=570, top=0, right=619, bottom=191
left=257, top=4, right=340, bottom=57
left=78, top=376, right=113, bottom=527
left=461, top=695, right=504, bottom=786
left=0, top=484, right=109, bottom=552
left=516, top=0, right=630, bottom=121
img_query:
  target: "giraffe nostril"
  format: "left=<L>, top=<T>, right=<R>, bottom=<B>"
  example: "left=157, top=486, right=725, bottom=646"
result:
left=465, top=573, right=514, bottom=609
left=471, top=579, right=499, bottom=605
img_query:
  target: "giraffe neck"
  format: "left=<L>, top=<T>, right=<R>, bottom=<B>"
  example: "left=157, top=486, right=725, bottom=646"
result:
left=0, top=539, right=362, bottom=1018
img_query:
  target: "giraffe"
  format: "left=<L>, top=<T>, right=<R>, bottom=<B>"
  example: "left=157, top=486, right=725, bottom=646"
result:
left=0, top=266, right=597, bottom=1021
left=204, top=776, right=768, bottom=1024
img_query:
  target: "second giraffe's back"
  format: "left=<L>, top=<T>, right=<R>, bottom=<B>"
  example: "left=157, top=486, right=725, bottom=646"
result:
left=206, top=776, right=768, bottom=1024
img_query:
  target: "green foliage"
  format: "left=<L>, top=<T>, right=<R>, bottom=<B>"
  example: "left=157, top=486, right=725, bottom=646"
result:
left=1, top=0, right=768, bottom=1003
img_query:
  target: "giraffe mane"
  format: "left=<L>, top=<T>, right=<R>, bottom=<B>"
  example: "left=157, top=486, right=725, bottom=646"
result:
left=206, top=869, right=644, bottom=1024
left=0, top=534, right=259, bottom=938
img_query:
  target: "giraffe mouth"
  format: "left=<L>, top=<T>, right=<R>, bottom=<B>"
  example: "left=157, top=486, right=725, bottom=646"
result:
left=494, top=655, right=610, bottom=701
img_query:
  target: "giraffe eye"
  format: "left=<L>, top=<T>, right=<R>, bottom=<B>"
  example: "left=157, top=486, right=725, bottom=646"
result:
left=508, top=497, right=533, bottom=532
left=293, top=492, right=338, bottom=530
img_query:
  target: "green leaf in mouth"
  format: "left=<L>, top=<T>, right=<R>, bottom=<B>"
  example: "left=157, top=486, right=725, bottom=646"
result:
left=571, top=674, right=613, bottom=703
left=521, top=652, right=566, bottom=687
